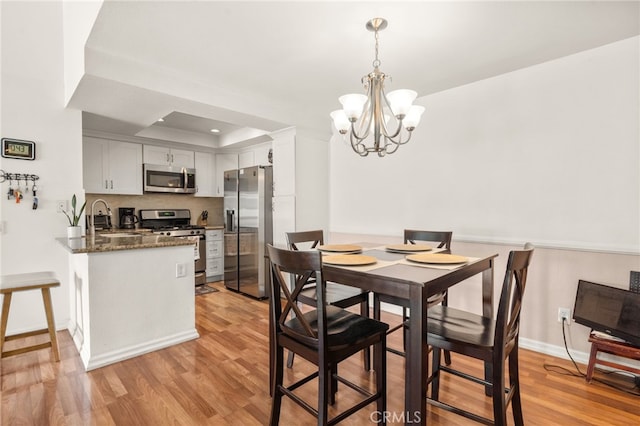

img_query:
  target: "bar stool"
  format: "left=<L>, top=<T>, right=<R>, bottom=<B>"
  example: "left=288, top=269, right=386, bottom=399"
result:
left=0, top=271, right=60, bottom=361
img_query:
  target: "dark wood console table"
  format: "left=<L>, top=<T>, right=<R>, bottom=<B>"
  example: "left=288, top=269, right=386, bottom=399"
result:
left=586, top=334, right=640, bottom=382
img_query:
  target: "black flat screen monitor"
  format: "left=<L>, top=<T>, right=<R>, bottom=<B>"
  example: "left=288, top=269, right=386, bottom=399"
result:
left=573, top=280, right=640, bottom=347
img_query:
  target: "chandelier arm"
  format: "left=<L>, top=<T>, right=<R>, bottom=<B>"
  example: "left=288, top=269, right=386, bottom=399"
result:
left=350, top=131, right=369, bottom=156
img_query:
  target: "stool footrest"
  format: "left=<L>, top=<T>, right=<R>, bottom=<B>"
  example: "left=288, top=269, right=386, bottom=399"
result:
left=2, top=341, right=52, bottom=358
left=4, top=328, right=49, bottom=341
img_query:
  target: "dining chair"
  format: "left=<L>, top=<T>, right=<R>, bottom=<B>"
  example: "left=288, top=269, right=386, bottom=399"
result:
left=267, top=245, right=388, bottom=425
left=285, top=230, right=371, bottom=371
left=426, top=243, right=534, bottom=426
left=374, top=229, right=453, bottom=362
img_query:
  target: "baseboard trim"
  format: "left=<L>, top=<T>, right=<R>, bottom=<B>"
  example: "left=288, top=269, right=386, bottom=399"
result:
left=82, top=329, right=200, bottom=371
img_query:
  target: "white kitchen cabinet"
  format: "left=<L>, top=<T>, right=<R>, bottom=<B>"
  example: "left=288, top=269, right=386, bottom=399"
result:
left=143, top=145, right=194, bottom=168
left=83, top=137, right=142, bottom=195
left=253, top=143, right=272, bottom=166
left=194, top=151, right=215, bottom=197
left=205, top=229, right=223, bottom=281
left=271, top=129, right=296, bottom=196
left=238, top=151, right=254, bottom=169
left=214, top=153, right=238, bottom=196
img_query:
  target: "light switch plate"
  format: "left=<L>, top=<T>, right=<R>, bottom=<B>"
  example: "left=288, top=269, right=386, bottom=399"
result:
left=175, top=263, right=187, bottom=278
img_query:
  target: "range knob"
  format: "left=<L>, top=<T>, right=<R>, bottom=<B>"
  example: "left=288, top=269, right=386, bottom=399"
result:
left=165, top=232, right=171, bottom=236
left=190, top=230, right=195, bottom=235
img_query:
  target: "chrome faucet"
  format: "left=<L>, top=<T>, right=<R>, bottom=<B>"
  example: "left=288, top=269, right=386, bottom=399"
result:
left=89, top=199, right=112, bottom=235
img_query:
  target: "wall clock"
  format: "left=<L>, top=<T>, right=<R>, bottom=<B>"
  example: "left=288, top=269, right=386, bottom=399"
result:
left=1, top=138, right=36, bottom=160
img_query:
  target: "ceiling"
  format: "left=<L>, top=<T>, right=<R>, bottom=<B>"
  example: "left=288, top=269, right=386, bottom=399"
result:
left=74, top=1, right=640, bottom=149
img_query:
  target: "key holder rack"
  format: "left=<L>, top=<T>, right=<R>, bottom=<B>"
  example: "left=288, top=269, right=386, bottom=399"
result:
left=0, top=169, right=41, bottom=209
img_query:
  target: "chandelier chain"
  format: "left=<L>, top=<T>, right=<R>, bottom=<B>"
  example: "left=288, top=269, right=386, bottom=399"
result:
left=372, top=27, right=381, bottom=68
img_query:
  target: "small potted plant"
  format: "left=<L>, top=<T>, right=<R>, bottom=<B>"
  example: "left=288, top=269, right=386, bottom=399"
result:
left=63, top=194, right=86, bottom=238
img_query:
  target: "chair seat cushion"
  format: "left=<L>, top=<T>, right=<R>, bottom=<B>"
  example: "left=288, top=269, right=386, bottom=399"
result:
left=284, top=305, right=388, bottom=349
left=299, top=282, right=367, bottom=306
left=427, top=305, right=495, bottom=348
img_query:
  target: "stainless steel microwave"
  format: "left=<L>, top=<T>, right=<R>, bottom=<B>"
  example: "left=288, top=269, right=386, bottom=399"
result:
left=143, top=164, right=196, bottom=194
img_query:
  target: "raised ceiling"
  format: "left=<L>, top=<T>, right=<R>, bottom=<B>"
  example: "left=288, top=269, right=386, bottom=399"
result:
left=73, top=1, right=640, bottom=148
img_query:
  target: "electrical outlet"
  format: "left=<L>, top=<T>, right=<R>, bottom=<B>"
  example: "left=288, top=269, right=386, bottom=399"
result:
left=57, top=200, right=67, bottom=213
left=558, top=307, right=571, bottom=325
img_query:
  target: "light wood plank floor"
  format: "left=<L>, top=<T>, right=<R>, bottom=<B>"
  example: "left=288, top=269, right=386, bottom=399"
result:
left=2, top=281, right=638, bottom=425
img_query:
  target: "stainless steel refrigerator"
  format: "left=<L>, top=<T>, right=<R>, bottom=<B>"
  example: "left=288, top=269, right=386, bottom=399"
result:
left=223, top=165, right=273, bottom=298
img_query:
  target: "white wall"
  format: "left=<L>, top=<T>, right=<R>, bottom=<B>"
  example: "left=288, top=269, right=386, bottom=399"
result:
left=62, top=0, right=103, bottom=105
left=330, top=36, right=639, bottom=254
left=1, top=1, right=83, bottom=334
left=329, top=37, right=640, bottom=362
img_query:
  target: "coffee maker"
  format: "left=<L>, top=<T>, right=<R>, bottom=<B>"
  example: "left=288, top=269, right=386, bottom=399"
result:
left=118, top=207, right=139, bottom=229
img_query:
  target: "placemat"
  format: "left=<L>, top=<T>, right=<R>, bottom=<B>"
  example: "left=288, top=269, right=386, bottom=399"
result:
left=322, top=254, right=376, bottom=266
left=326, top=259, right=397, bottom=272
left=398, top=257, right=480, bottom=270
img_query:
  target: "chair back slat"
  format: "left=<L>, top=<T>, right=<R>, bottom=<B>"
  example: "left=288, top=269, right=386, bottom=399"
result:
left=267, top=245, right=327, bottom=345
left=286, top=230, right=324, bottom=251
left=404, top=229, right=452, bottom=251
left=495, top=244, right=534, bottom=351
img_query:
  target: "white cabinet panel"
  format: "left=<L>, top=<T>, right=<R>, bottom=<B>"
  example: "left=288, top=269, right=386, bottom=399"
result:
left=205, top=258, right=223, bottom=277
left=238, top=151, right=254, bottom=169
left=272, top=130, right=296, bottom=196
left=143, top=145, right=194, bottom=168
left=194, top=152, right=215, bottom=197
left=109, top=141, right=143, bottom=194
left=83, top=137, right=142, bottom=195
left=205, top=229, right=224, bottom=280
left=170, top=148, right=195, bottom=168
left=214, top=153, right=238, bottom=196
left=83, top=138, right=109, bottom=193
left=253, top=144, right=272, bottom=166
left=272, top=195, right=296, bottom=246
left=206, top=240, right=223, bottom=257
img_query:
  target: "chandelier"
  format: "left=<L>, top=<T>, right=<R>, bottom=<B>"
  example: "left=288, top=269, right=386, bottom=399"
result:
left=331, top=18, right=425, bottom=157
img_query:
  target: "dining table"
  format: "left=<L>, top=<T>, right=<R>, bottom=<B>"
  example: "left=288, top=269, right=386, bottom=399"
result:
left=319, top=242, right=499, bottom=426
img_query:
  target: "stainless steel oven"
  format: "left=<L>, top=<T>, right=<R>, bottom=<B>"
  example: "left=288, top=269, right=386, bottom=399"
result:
left=139, top=209, right=206, bottom=286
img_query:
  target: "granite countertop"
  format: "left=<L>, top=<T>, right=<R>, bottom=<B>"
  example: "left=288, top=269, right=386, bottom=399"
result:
left=57, top=232, right=196, bottom=254
left=204, top=225, right=224, bottom=230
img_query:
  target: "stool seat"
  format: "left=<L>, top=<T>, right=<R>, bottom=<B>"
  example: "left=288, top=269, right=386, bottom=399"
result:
left=1, top=271, right=59, bottom=292
left=0, top=271, right=60, bottom=361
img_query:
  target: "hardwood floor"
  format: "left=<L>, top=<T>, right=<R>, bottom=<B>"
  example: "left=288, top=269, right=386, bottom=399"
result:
left=2, top=281, right=638, bottom=425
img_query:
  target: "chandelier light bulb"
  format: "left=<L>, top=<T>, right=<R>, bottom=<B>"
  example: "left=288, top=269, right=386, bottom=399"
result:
left=339, top=94, right=368, bottom=121
left=330, top=110, right=350, bottom=134
left=386, top=89, right=417, bottom=117
left=403, top=105, right=425, bottom=130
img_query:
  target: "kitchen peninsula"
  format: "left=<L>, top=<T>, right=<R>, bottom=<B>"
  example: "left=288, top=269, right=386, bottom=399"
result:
left=58, top=233, right=199, bottom=371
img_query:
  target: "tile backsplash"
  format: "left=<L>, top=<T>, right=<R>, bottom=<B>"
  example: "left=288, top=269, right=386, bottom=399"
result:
left=85, top=193, right=223, bottom=228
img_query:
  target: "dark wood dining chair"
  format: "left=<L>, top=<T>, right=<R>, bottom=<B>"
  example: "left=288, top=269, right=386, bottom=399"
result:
left=426, top=243, right=534, bottom=426
left=285, top=230, right=371, bottom=371
left=374, top=229, right=453, bottom=361
left=267, top=245, right=388, bottom=425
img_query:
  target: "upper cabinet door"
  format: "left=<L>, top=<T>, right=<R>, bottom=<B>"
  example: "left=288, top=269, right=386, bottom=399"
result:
left=143, top=145, right=171, bottom=165
left=109, top=141, right=143, bottom=194
left=214, top=153, right=238, bottom=196
left=170, top=148, right=195, bottom=169
left=194, top=151, right=215, bottom=197
left=83, top=138, right=110, bottom=194
left=143, top=145, right=194, bottom=168
left=83, top=137, right=142, bottom=195
left=238, top=151, right=255, bottom=169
